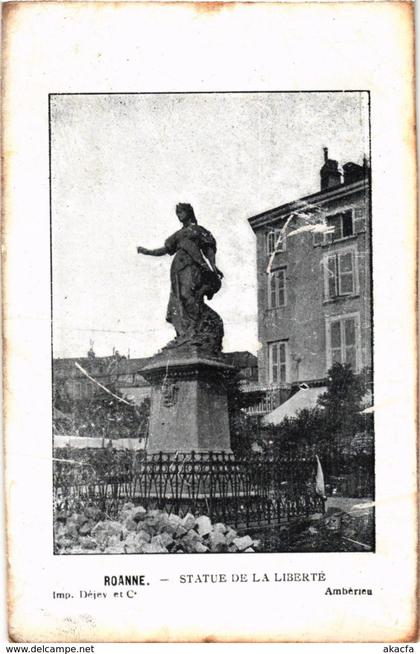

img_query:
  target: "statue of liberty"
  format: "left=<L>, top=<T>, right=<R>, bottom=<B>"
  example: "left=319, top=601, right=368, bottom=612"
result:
left=137, top=203, right=224, bottom=354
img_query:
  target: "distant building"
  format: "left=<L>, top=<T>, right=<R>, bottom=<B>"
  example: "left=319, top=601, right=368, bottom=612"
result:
left=52, top=353, right=151, bottom=405
left=53, top=349, right=258, bottom=406
left=222, top=351, right=258, bottom=383
left=247, top=148, right=372, bottom=419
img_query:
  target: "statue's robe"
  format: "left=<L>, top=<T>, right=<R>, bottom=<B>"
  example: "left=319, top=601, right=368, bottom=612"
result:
left=164, top=224, right=223, bottom=352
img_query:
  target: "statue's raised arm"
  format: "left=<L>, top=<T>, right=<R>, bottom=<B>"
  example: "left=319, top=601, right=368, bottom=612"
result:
left=136, top=203, right=224, bottom=354
left=136, top=245, right=167, bottom=256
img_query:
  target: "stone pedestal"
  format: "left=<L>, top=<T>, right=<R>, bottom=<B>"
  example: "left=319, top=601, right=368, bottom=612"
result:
left=140, top=349, right=235, bottom=453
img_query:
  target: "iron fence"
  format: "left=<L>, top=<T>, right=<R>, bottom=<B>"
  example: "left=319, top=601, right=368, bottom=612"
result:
left=53, top=449, right=325, bottom=529
left=275, top=440, right=374, bottom=499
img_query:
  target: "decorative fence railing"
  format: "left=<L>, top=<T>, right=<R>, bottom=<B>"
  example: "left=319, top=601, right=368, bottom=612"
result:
left=270, top=441, right=374, bottom=499
left=53, top=449, right=325, bottom=529
left=320, top=451, right=374, bottom=498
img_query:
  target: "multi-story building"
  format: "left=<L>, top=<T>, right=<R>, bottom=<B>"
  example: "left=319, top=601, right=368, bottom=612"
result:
left=247, top=149, right=371, bottom=420
left=53, top=350, right=258, bottom=406
left=52, top=352, right=151, bottom=405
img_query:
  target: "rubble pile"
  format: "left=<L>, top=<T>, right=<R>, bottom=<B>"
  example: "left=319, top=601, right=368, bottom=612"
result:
left=54, top=503, right=261, bottom=554
left=258, top=505, right=374, bottom=553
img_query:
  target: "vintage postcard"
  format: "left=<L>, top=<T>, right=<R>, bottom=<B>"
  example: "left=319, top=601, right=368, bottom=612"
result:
left=2, top=0, right=417, bottom=643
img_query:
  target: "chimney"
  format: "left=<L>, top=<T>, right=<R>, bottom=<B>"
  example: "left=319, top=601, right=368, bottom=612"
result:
left=342, top=161, right=366, bottom=185
left=320, top=147, right=342, bottom=190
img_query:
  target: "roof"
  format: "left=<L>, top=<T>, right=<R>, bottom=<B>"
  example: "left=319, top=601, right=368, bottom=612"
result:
left=248, top=178, right=369, bottom=232
left=53, top=356, right=151, bottom=379
left=261, top=386, right=327, bottom=427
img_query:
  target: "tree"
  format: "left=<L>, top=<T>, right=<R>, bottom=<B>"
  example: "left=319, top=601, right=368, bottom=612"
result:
left=226, top=374, right=265, bottom=457
left=268, top=363, right=371, bottom=451
left=317, top=362, right=370, bottom=443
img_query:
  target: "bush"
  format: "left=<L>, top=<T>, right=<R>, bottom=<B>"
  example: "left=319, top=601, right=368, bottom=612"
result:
left=267, top=363, right=373, bottom=452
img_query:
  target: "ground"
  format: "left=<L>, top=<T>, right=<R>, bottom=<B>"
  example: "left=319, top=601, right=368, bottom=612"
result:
left=248, top=497, right=374, bottom=553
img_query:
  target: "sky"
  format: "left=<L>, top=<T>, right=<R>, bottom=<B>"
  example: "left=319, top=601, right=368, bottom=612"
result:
left=51, top=92, right=369, bottom=359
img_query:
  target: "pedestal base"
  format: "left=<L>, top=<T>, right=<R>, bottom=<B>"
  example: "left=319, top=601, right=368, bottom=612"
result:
left=140, top=350, right=235, bottom=453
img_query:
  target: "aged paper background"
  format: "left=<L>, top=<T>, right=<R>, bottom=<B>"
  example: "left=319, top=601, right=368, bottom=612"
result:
left=2, top=0, right=417, bottom=642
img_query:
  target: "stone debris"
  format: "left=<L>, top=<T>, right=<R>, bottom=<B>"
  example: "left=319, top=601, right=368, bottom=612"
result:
left=123, top=518, right=138, bottom=532
left=208, top=530, right=226, bottom=552
left=195, top=515, right=212, bottom=537
left=79, top=536, right=97, bottom=550
left=225, top=528, right=238, bottom=545
left=152, top=533, right=174, bottom=549
left=139, top=542, right=168, bottom=554
left=84, top=505, right=103, bottom=521
left=54, top=505, right=261, bottom=555
left=232, top=535, right=254, bottom=552
left=78, top=520, right=94, bottom=536
left=181, top=513, right=196, bottom=531
left=135, top=529, right=152, bottom=543
left=212, top=523, right=227, bottom=534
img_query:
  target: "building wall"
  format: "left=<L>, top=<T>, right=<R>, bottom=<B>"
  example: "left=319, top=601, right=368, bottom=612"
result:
left=53, top=356, right=150, bottom=403
left=53, top=351, right=258, bottom=403
left=253, top=183, right=371, bottom=386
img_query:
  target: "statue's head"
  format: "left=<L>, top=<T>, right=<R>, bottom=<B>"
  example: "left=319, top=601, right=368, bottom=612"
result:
left=176, top=203, right=197, bottom=225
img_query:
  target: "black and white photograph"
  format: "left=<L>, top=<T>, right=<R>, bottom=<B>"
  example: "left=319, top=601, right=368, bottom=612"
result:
left=3, top=0, right=417, bottom=643
left=51, top=91, right=374, bottom=556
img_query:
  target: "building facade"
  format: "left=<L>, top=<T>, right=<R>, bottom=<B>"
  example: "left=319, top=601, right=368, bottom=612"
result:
left=52, top=352, right=151, bottom=404
left=248, top=149, right=371, bottom=414
left=53, top=350, right=258, bottom=406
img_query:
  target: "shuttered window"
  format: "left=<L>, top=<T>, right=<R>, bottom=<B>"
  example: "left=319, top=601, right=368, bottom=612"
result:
left=338, top=251, right=355, bottom=295
left=324, top=247, right=357, bottom=299
left=266, top=228, right=286, bottom=254
left=353, top=207, right=366, bottom=233
left=268, top=341, right=287, bottom=383
left=327, top=315, right=359, bottom=371
left=315, top=208, right=365, bottom=246
left=267, top=268, right=286, bottom=308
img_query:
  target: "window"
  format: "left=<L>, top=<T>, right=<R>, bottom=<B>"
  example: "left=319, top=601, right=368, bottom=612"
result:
left=73, top=381, right=84, bottom=399
left=314, top=208, right=365, bottom=246
left=266, top=228, right=286, bottom=255
left=327, top=210, right=353, bottom=241
left=326, top=314, right=360, bottom=371
left=268, top=341, right=287, bottom=384
left=267, top=268, right=286, bottom=308
left=323, top=247, right=358, bottom=299
left=353, top=207, right=366, bottom=233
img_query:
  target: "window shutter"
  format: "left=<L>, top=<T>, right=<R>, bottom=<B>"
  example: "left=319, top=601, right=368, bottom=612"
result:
left=272, top=343, right=278, bottom=383
left=344, top=318, right=357, bottom=370
left=342, top=210, right=353, bottom=237
left=353, top=207, right=366, bottom=234
left=275, top=229, right=281, bottom=252
left=330, top=320, right=343, bottom=364
left=328, top=214, right=341, bottom=242
left=326, top=255, right=338, bottom=298
left=278, top=270, right=286, bottom=307
left=279, top=343, right=287, bottom=382
left=266, top=232, right=271, bottom=255
left=268, top=274, right=276, bottom=309
left=338, top=251, right=354, bottom=295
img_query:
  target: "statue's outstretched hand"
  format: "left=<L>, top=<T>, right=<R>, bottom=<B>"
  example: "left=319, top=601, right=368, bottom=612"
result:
left=136, top=245, right=167, bottom=257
